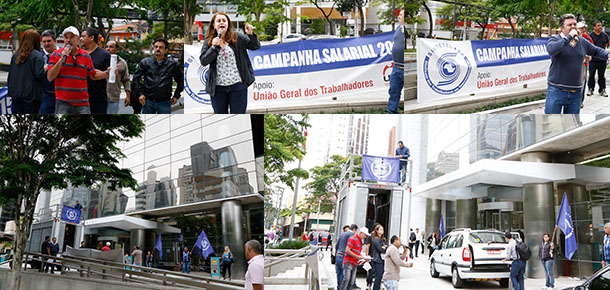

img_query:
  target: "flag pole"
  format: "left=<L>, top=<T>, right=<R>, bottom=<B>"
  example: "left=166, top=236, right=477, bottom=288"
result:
left=551, top=225, right=558, bottom=244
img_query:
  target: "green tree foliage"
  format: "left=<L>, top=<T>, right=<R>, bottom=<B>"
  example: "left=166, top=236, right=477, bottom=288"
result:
left=143, top=23, right=183, bottom=46
left=264, top=114, right=311, bottom=190
left=118, top=38, right=147, bottom=73
left=436, top=0, right=493, bottom=40
left=311, top=18, right=327, bottom=34
left=0, top=115, right=144, bottom=290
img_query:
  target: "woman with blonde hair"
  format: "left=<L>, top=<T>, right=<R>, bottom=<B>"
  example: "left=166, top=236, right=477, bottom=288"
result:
left=199, top=12, right=260, bottom=114
left=221, top=245, right=234, bottom=280
left=7, top=29, right=45, bottom=113
left=370, top=224, right=388, bottom=290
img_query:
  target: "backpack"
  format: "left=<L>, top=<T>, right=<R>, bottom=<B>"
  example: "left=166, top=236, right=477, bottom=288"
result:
left=410, top=232, right=416, bottom=242
left=516, top=241, right=531, bottom=261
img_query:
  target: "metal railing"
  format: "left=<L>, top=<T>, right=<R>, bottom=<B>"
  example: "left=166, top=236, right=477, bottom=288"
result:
left=14, top=252, right=244, bottom=290
left=264, top=245, right=323, bottom=290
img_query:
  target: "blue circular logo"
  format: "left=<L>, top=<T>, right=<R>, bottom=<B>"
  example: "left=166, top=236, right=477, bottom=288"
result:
left=423, top=43, right=472, bottom=95
left=184, top=54, right=211, bottom=105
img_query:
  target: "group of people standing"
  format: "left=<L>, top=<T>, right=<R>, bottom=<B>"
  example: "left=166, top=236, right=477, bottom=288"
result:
left=7, top=26, right=183, bottom=114
left=335, top=223, right=413, bottom=290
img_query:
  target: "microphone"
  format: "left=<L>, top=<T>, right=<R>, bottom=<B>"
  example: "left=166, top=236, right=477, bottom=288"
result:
left=63, top=43, right=72, bottom=63
left=217, top=28, right=223, bottom=39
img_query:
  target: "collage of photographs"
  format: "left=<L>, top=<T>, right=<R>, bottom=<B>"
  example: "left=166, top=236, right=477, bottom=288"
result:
left=2, top=1, right=610, bottom=290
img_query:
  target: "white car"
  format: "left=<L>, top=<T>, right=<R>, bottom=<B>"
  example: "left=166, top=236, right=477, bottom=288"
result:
left=270, top=33, right=306, bottom=44
left=429, top=229, right=510, bottom=288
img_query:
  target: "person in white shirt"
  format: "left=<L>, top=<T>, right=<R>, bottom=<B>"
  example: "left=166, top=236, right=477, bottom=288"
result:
left=245, top=240, right=264, bottom=290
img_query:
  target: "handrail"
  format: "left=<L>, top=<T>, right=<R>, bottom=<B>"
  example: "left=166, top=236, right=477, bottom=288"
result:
left=20, top=252, right=244, bottom=290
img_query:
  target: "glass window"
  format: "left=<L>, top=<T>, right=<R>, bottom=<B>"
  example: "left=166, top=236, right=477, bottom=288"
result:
left=591, top=268, right=610, bottom=290
left=469, top=232, right=507, bottom=244
left=441, top=236, right=450, bottom=249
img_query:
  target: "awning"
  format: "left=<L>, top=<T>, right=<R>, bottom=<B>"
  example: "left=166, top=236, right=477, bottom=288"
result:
left=84, top=214, right=181, bottom=233
left=413, top=159, right=610, bottom=200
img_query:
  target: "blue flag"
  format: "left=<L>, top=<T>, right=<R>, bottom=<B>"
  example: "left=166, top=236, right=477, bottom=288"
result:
left=556, top=193, right=578, bottom=260
left=362, top=155, right=400, bottom=183
left=61, top=205, right=81, bottom=224
left=155, top=233, right=163, bottom=260
left=195, top=230, right=215, bottom=259
left=439, top=214, right=445, bottom=238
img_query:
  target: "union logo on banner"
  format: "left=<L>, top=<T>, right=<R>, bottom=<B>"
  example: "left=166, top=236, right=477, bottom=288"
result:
left=362, top=155, right=400, bottom=183
left=184, top=51, right=211, bottom=106
left=423, top=43, right=472, bottom=95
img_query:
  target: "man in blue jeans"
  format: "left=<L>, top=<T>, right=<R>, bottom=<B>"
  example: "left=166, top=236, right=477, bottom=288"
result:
left=546, top=14, right=609, bottom=114
left=387, top=9, right=405, bottom=114
left=335, top=224, right=360, bottom=289
left=182, top=247, right=191, bottom=274
left=502, top=233, right=525, bottom=290
left=133, top=38, right=183, bottom=114
left=394, top=141, right=410, bottom=183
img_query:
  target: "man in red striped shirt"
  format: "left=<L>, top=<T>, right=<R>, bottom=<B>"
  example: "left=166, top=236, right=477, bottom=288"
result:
left=47, top=26, right=110, bottom=114
left=340, top=227, right=370, bottom=290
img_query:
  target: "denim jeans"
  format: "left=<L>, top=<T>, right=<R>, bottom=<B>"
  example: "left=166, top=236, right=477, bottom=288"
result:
left=400, top=163, right=407, bottom=183
left=339, top=263, right=358, bottom=290
left=383, top=280, right=398, bottom=290
left=54, top=99, right=91, bottom=114
left=335, top=255, right=344, bottom=289
left=146, top=261, right=152, bottom=268
left=11, top=97, right=40, bottom=114
left=387, top=65, right=404, bottom=114
left=372, top=261, right=384, bottom=290
left=510, top=259, right=526, bottom=290
left=544, top=84, right=582, bottom=114
left=542, top=259, right=554, bottom=288
left=107, top=101, right=119, bottom=114
left=39, top=92, right=56, bottom=114
left=142, top=99, right=172, bottom=114
left=212, top=82, right=248, bottom=114
left=182, top=261, right=190, bottom=273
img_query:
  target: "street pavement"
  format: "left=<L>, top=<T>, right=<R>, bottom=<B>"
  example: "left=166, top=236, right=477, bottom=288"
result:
left=317, top=248, right=584, bottom=290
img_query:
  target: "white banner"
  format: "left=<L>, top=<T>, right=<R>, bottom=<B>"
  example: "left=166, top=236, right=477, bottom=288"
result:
left=417, top=38, right=551, bottom=102
left=184, top=32, right=396, bottom=113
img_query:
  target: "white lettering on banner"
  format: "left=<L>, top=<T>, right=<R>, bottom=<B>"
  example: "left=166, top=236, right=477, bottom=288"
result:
left=253, top=43, right=386, bottom=70
left=475, top=45, right=547, bottom=62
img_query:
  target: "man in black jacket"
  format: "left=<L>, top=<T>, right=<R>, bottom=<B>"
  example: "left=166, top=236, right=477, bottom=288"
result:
left=133, top=38, right=183, bottom=114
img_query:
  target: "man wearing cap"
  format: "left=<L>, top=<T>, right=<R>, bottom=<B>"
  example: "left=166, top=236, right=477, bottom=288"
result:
left=47, top=26, right=110, bottom=114
left=81, top=27, right=111, bottom=114
left=577, top=22, right=593, bottom=107
left=546, top=14, right=609, bottom=114
left=340, top=227, right=371, bottom=290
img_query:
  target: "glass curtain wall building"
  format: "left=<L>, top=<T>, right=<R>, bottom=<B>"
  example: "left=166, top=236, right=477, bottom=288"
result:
left=410, top=114, right=610, bottom=279
left=35, top=115, right=264, bottom=278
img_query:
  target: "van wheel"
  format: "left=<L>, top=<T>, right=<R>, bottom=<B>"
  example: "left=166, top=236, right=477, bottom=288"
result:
left=430, top=260, right=439, bottom=278
left=452, top=266, right=464, bottom=288
left=499, top=278, right=509, bottom=288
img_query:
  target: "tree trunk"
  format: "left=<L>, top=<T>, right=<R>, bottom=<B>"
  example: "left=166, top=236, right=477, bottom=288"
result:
left=508, top=15, right=516, bottom=38
left=96, top=17, right=107, bottom=45
left=422, top=1, right=433, bottom=38
left=357, top=0, right=365, bottom=37
left=184, top=0, right=194, bottom=45
left=71, top=0, right=80, bottom=29
left=310, top=1, right=336, bottom=36
left=85, top=0, right=94, bottom=28
left=10, top=194, right=36, bottom=290
left=547, top=0, right=556, bottom=36
left=163, top=10, right=169, bottom=39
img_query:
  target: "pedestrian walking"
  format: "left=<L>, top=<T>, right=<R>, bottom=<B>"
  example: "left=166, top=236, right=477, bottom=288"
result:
left=382, top=235, right=413, bottom=290
left=502, top=232, right=526, bottom=290
left=200, top=12, right=260, bottom=114
left=335, top=224, right=360, bottom=290
left=408, top=229, right=416, bottom=259
left=539, top=234, right=555, bottom=289
left=181, top=247, right=191, bottom=274
left=365, top=223, right=380, bottom=290
left=326, top=233, right=333, bottom=251
left=587, top=21, right=609, bottom=97
left=602, top=222, right=610, bottom=267
left=419, top=230, right=425, bottom=255
left=427, top=232, right=439, bottom=258
left=340, top=227, right=370, bottom=290
left=221, top=245, right=234, bottom=280
left=245, top=240, right=263, bottom=290
left=370, top=225, right=388, bottom=290
left=414, top=228, right=421, bottom=258
left=7, top=29, right=45, bottom=113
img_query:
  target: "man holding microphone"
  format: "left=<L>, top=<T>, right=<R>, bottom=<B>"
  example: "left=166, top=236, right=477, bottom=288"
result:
left=546, top=14, right=610, bottom=114
left=47, top=26, right=111, bottom=114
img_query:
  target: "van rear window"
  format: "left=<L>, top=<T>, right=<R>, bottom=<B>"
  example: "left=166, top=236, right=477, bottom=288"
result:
left=469, top=232, right=507, bottom=244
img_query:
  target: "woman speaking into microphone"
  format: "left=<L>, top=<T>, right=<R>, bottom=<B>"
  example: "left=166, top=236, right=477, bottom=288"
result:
left=200, top=12, right=260, bottom=114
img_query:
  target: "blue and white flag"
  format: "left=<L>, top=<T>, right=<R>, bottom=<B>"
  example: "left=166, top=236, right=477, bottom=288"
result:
left=155, top=233, right=163, bottom=260
left=556, top=192, right=578, bottom=260
left=61, top=205, right=81, bottom=224
left=195, top=230, right=215, bottom=259
left=362, top=155, right=400, bottom=183
left=439, top=214, right=445, bottom=238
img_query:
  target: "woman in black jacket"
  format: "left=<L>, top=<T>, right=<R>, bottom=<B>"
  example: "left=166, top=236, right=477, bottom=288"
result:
left=7, top=29, right=45, bottom=114
left=538, top=234, right=555, bottom=289
left=370, top=224, right=388, bottom=290
left=199, top=12, right=260, bottom=114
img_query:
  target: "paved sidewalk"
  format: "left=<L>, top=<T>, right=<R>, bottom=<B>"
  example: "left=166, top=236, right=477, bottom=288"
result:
left=318, top=249, right=583, bottom=290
